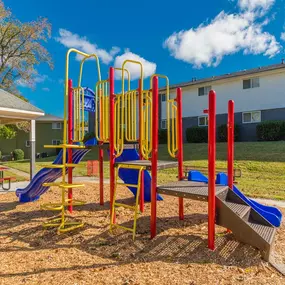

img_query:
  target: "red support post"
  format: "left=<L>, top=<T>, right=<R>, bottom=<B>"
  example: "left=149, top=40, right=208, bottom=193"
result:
left=227, top=100, right=234, bottom=191
left=99, top=144, right=104, bottom=205
left=68, top=79, right=73, bottom=213
left=208, top=90, right=216, bottom=250
left=151, top=76, right=159, bottom=239
left=176, top=87, right=184, bottom=220
left=138, top=79, right=144, bottom=213
left=109, top=67, right=115, bottom=218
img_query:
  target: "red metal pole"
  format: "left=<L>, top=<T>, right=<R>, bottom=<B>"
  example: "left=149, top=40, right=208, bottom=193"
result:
left=227, top=100, right=234, bottom=191
left=138, top=79, right=144, bottom=213
left=208, top=90, right=216, bottom=250
left=68, top=79, right=73, bottom=213
left=109, top=67, right=115, bottom=218
left=151, top=76, right=158, bottom=239
left=99, top=145, right=104, bottom=205
left=176, top=87, right=184, bottom=220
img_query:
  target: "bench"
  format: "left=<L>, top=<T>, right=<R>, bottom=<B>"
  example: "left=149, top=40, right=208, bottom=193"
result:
left=0, top=176, right=16, bottom=190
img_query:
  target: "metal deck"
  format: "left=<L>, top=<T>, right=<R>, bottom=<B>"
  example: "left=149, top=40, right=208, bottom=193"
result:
left=157, top=180, right=227, bottom=201
left=115, top=160, right=178, bottom=170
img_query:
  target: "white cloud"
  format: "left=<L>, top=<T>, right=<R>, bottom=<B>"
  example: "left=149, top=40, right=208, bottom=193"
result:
left=35, top=74, right=49, bottom=83
left=238, top=0, right=275, bottom=15
left=114, top=51, right=156, bottom=80
left=42, top=87, right=50, bottom=92
left=55, top=29, right=120, bottom=64
left=17, top=74, right=49, bottom=88
left=281, top=32, right=285, bottom=42
left=164, top=2, right=280, bottom=68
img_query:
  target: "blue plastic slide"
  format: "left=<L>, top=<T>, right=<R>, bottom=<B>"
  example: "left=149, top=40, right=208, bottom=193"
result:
left=16, top=139, right=96, bottom=203
left=188, top=170, right=282, bottom=227
left=115, top=149, right=162, bottom=202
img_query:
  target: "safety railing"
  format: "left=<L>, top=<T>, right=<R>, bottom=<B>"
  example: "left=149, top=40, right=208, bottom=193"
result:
left=151, top=74, right=178, bottom=158
left=73, top=87, right=85, bottom=142
left=114, top=93, right=124, bottom=157
left=64, top=48, right=101, bottom=145
left=95, top=80, right=109, bottom=142
left=125, top=90, right=138, bottom=142
left=141, top=90, right=152, bottom=159
left=113, top=60, right=143, bottom=158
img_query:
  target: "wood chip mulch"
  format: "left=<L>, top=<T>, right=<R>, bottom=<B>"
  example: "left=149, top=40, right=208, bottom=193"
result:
left=0, top=183, right=284, bottom=285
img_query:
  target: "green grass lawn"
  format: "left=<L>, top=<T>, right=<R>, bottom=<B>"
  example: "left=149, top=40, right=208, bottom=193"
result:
left=3, top=141, right=285, bottom=200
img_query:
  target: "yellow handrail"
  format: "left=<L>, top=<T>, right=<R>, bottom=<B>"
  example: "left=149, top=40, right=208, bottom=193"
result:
left=72, top=87, right=85, bottom=142
left=114, top=67, right=130, bottom=92
left=114, top=93, right=124, bottom=157
left=95, top=80, right=109, bottom=142
left=150, top=74, right=177, bottom=158
left=113, top=60, right=144, bottom=156
left=141, top=90, right=152, bottom=159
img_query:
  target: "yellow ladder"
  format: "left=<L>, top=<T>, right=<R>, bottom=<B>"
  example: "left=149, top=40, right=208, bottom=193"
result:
left=110, top=164, right=145, bottom=240
left=40, top=144, right=86, bottom=233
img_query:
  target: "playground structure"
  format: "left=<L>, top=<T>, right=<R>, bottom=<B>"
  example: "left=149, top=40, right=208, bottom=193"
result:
left=15, top=48, right=282, bottom=261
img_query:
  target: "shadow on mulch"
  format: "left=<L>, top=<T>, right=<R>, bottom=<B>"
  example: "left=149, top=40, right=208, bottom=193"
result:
left=0, top=201, right=19, bottom=212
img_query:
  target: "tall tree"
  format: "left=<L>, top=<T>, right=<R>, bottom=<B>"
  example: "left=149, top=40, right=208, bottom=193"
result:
left=0, top=0, right=53, bottom=94
left=0, top=1, right=53, bottom=138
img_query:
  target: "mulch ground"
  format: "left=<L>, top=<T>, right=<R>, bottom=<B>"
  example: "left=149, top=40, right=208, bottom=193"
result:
left=0, top=183, right=285, bottom=285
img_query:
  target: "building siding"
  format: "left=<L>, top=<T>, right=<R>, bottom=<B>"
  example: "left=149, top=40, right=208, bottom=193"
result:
left=0, top=121, right=63, bottom=158
left=179, top=107, right=285, bottom=142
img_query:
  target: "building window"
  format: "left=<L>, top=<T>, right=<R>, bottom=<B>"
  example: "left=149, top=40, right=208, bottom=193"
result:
left=198, top=116, right=208, bottom=126
left=160, top=93, right=166, bottom=102
left=52, top=139, right=61, bottom=145
left=242, top=111, right=261, bottom=124
left=161, top=119, right=167, bottom=129
left=198, top=86, right=211, bottom=96
left=52, top=122, right=62, bottom=129
left=243, top=77, right=260, bottom=89
left=25, top=140, right=30, bottom=147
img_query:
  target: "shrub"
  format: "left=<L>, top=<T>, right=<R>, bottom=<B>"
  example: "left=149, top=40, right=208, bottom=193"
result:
left=217, top=124, right=240, bottom=142
left=256, top=121, right=285, bottom=141
left=0, top=150, right=2, bottom=160
left=158, top=129, right=167, bottom=144
left=186, top=126, right=208, bottom=143
left=13, top=149, right=24, bottom=160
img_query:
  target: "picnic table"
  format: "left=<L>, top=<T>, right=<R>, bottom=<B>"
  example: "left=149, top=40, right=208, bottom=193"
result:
left=0, top=166, right=16, bottom=190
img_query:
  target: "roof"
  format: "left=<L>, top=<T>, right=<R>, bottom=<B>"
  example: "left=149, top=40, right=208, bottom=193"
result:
left=0, top=89, right=44, bottom=113
left=0, top=89, right=44, bottom=124
left=36, top=114, right=63, bottom=122
left=162, top=62, right=285, bottom=91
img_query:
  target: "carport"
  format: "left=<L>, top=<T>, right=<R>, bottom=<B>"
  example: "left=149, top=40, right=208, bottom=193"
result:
left=0, top=89, right=45, bottom=180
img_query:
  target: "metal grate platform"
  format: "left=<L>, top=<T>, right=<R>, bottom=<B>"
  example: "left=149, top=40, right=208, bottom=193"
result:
left=115, top=160, right=178, bottom=170
left=157, top=180, right=227, bottom=201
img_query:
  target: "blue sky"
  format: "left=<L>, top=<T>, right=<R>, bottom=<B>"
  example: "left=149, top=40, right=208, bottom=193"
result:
left=4, top=0, right=285, bottom=117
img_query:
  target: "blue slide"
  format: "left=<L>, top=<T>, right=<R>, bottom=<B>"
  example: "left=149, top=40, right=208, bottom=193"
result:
left=115, top=148, right=162, bottom=202
left=16, top=140, right=95, bottom=203
left=189, top=170, right=282, bottom=227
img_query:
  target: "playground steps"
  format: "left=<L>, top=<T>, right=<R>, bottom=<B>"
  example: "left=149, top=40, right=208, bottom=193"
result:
left=157, top=181, right=276, bottom=261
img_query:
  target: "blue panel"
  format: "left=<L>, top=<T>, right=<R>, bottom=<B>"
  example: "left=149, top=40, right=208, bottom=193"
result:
left=115, top=149, right=162, bottom=202
left=188, top=170, right=208, bottom=183
left=83, top=87, right=95, bottom=113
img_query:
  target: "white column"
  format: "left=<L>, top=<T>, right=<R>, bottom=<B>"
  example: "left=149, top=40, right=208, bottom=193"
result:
left=29, top=120, right=36, bottom=180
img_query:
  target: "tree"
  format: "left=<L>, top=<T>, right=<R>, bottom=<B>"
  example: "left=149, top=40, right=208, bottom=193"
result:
left=0, top=1, right=53, bottom=137
left=0, top=0, right=53, bottom=94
